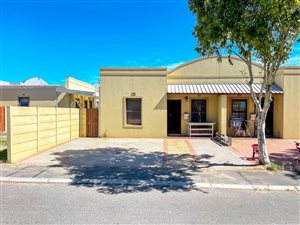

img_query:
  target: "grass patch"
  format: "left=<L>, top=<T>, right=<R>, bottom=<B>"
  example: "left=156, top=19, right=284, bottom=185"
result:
left=0, top=149, right=7, bottom=162
left=0, top=139, right=7, bottom=148
left=266, top=162, right=281, bottom=171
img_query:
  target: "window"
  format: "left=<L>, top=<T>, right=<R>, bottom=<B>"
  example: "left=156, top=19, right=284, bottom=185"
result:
left=191, top=100, right=206, bottom=122
left=126, top=98, right=142, bottom=126
left=84, top=100, right=88, bottom=108
left=232, top=100, right=247, bottom=120
left=19, top=97, right=29, bottom=107
left=89, top=100, right=93, bottom=108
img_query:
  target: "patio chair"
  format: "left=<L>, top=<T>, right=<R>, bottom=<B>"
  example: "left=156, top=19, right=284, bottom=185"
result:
left=251, top=144, right=258, bottom=160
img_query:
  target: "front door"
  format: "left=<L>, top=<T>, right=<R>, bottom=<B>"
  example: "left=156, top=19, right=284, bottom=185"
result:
left=167, top=100, right=181, bottom=134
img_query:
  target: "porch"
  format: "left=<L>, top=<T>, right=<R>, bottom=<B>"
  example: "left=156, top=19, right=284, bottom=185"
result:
left=167, top=83, right=284, bottom=138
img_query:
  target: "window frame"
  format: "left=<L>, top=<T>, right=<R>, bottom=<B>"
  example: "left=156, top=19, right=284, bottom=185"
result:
left=124, top=97, right=142, bottom=128
left=231, top=99, right=248, bottom=120
left=18, top=97, right=30, bottom=107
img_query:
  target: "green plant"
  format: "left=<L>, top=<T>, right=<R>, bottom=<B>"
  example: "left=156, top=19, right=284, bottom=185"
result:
left=266, top=162, right=281, bottom=171
left=0, top=149, right=7, bottom=162
left=188, top=0, right=300, bottom=165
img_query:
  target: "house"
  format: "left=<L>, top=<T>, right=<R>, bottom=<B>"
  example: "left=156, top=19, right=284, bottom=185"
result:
left=0, top=76, right=98, bottom=108
left=99, top=56, right=300, bottom=139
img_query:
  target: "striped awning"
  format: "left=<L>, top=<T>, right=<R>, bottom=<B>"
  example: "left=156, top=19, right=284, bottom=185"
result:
left=167, top=83, right=283, bottom=94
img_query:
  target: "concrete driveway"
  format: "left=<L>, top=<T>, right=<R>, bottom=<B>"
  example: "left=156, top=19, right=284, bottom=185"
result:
left=21, top=138, right=250, bottom=168
left=3, top=138, right=299, bottom=191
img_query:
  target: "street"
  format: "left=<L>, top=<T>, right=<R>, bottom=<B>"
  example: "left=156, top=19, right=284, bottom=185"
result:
left=0, top=183, right=299, bottom=224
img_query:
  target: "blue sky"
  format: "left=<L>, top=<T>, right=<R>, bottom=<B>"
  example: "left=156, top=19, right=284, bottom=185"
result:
left=1, top=0, right=300, bottom=86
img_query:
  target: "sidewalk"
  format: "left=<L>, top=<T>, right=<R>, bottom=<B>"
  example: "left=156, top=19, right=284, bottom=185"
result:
left=231, top=138, right=300, bottom=169
left=1, top=163, right=299, bottom=191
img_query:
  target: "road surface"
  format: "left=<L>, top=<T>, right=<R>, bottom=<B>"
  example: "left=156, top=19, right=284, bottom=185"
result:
left=0, top=183, right=299, bottom=224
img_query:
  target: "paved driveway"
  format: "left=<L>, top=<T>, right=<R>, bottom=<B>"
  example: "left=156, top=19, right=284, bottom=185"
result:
left=22, top=138, right=250, bottom=168
left=5, top=138, right=300, bottom=191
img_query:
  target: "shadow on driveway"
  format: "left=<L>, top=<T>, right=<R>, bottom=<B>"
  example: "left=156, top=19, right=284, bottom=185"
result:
left=51, top=146, right=253, bottom=194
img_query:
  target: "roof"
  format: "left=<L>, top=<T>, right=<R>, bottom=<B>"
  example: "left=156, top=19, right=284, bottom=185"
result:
left=56, top=87, right=96, bottom=97
left=167, top=83, right=283, bottom=94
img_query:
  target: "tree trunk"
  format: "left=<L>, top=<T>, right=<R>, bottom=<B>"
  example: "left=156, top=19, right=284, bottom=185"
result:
left=257, top=111, right=271, bottom=165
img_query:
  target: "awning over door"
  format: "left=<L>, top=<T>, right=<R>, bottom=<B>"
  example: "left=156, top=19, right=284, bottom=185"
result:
left=167, top=83, right=283, bottom=94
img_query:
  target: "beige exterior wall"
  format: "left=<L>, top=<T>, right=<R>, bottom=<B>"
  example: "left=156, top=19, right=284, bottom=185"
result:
left=99, top=57, right=298, bottom=139
left=99, top=69, right=167, bottom=138
left=0, top=87, right=58, bottom=107
left=79, top=108, right=87, bottom=137
left=0, top=87, right=95, bottom=109
left=167, top=56, right=264, bottom=84
left=66, top=77, right=98, bottom=108
left=66, top=76, right=98, bottom=93
left=273, top=94, right=284, bottom=138
left=7, top=107, right=79, bottom=163
left=275, top=67, right=300, bottom=139
left=56, top=94, right=95, bottom=108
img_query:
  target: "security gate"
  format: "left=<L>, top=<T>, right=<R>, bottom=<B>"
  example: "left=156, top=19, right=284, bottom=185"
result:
left=86, top=108, right=98, bottom=137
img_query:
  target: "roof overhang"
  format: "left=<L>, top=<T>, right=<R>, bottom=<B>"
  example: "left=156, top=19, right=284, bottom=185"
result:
left=56, top=87, right=96, bottom=97
left=167, top=83, right=283, bottom=94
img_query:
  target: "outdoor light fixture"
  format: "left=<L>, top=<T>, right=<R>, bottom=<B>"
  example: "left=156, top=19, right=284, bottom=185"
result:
left=185, top=96, right=188, bottom=102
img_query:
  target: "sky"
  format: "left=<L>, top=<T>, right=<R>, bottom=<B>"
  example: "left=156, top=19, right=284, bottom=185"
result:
left=1, top=0, right=300, bottom=86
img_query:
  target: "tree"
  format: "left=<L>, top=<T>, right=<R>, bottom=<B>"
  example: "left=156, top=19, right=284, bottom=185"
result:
left=188, top=0, right=300, bottom=165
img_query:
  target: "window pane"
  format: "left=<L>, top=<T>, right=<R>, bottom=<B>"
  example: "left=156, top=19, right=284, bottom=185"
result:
left=232, top=100, right=247, bottom=120
left=126, top=98, right=141, bottom=125
left=19, top=97, right=29, bottom=107
left=191, top=100, right=206, bottom=122
left=126, top=99, right=141, bottom=111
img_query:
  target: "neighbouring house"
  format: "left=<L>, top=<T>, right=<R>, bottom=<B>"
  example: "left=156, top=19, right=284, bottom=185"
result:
left=99, top=56, right=300, bottom=139
left=0, top=76, right=98, bottom=108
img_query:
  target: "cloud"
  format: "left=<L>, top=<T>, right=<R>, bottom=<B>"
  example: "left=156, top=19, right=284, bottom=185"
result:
left=163, top=62, right=185, bottom=71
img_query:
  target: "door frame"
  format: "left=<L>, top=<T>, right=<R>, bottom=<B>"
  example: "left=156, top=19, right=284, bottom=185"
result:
left=167, top=99, right=181, bottom=135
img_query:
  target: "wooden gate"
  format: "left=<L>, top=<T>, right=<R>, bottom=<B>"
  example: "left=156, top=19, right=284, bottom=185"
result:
left=86, top=108, right=98, bottom=137
left=0, top=107, right=5, bottom=132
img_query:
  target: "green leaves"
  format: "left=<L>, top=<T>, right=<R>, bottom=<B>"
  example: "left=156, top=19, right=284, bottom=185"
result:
left=188, top=0, right=300, bottom=66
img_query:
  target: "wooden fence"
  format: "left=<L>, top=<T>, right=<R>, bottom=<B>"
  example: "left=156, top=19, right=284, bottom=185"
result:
left=0, top=107, right=5, bottom=132
left=7, top=107, right=79, bottom=163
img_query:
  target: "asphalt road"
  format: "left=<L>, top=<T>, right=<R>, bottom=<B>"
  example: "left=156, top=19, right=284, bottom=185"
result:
left=0, top=183, right=299, bottom=224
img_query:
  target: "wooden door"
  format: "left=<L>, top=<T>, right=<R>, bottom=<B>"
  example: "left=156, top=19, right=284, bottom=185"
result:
left=86, top=108, right=98, bottom=137
left=167, top=100, right=181, bottom=134
left=0, top=107, right=5, bottom=132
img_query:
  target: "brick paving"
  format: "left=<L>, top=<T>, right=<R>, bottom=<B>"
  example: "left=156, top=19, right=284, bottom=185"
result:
left=189, top=139, right=251, bottom=167
left=231, top=138, right=300, bottom=169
